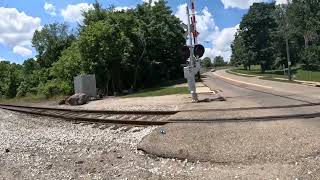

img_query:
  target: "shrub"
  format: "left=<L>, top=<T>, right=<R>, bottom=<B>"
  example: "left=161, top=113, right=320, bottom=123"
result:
left=16, top=81, right=29, bottom=97
left=38, top=80, right=72, bottom=98
left=302, top=45, right=320, bottom=71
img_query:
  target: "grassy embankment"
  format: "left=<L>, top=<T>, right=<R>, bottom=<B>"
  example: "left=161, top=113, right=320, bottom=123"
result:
left=0, top=95, right=66, bottom=104
left=0, top=81, right=190, bottom=103
left=229, top=65, right=320, bottom=83
left=124, top=79, right=191, bottom=98
left=124, top=86, right=189, bottom=98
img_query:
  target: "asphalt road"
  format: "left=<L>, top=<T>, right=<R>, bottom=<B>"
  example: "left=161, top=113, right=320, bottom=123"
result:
left=205, top=70, right=320, bottom=106
left=139, top=70, right=320, bottom=179
left=170, top=70, right=320, bottom=121
left=210, top=69, right=320, bottom=105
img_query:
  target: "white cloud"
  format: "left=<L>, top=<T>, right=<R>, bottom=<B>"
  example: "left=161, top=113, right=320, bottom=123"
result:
left=0, top=7, right=41, bottom=57
left=175, top=4, right=219, bottom=43
left=61, top=3, right=94, bottom=23
left=175, top=4, right=238, bottom=61
left=0, top=57, right=6, bottom=61
left=204, top=25, right=239, bottom=62
left=44, top=2, right=56, bottom=16
left=13, top=45, right=32, bottom=57
left=275, top=0, right=289, bottom=5
left=220, top=0, right=268, bottom=9
left=142, top=0, right=160, bottom=6
left=113, top=6, right=133, bottom=12
left=174, top=4, right=188, bottom=24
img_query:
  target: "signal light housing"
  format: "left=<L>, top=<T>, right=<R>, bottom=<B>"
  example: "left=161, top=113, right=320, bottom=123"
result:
left=194, top=44, right=205, bottom=58
left=179, top=44, right=205, bottom=62
left=179, top=46, right=190, bottom=61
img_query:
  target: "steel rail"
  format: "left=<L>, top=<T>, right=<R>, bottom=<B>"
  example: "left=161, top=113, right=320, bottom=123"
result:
left=1, top=104, right=320, bottom=125
left=0, top=104, right=172, bottom=126
left=0, top=103, right=179, bottom=115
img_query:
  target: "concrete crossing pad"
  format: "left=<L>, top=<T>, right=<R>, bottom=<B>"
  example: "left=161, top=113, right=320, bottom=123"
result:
left=138, top=119, right=320, bottom=164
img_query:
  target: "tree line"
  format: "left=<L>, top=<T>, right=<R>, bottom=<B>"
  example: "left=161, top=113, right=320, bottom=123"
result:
left=0, top=0, right=186, bottom=99
left=202, top=56, right=228, bottom=68
left=230, top=0, right=320, bottom=72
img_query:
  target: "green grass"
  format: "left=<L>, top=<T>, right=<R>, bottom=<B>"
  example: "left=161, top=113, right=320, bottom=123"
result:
left=232, top=66, right=285, bottom=78
left=259, top=77, right=302, bottom=84
left=124, top=86, right=189, bottom=98
left=295, top=69, right=320, bottom=82
left=230, top=66, right=320, bottom=82
left=0, top=94, right=66, bottom=104
left=226, top=70, right=256, bottom=77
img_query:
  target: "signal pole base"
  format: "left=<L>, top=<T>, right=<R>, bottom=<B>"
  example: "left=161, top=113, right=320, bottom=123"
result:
left=191, top=92, right=198, bottom=103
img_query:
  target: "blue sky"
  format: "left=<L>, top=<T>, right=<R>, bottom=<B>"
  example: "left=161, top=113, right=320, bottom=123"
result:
left=0, top=0, right=281, bottom=63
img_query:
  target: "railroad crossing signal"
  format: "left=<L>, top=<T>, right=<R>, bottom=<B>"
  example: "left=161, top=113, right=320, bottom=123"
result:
left=179, top=44, right=205, bottom=62
left=179, top=45, right=191, bottom=62
left=194, top=44, right=205, bottom=58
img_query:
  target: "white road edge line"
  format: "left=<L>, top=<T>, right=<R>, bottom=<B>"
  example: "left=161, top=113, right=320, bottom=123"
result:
left=213, top=72, right=273, bottom=89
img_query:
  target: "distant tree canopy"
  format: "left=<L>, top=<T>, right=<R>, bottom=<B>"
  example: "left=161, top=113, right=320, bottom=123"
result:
left=230, top=1, right=320, bottom=72
left=32, top=23, right=75, bottom=68
left=213, top=56, right=227, bottom=67
left=202, top=57, right=212, bottom=67
left=0, top=0, right=186, bottom=99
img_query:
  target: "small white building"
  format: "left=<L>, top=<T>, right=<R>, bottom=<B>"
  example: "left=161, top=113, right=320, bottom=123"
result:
left=74, top=74, right=97, bottom=97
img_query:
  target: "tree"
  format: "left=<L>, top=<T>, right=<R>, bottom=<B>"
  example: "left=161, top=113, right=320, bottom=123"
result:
left=32, top=23, right=75, bottom=68
left=79, top=18, right=134, bottom=94
left=135, top=0, right=186, bottom=87
left=50, top=41, right=83, bottom=86
left=0, top=61, right=23, bottom=98
left=82, top=1, right=106, bottom=26
left=287, top=0, right=320, bottom=48
left=286, top=0, right=320, bottom=68
left=2, top=0, right=189, bottom=99
left=230, top=33, right=251, bottom=69
left=202, top=57, right=212, bottom=67
left=239, top=2, right=277, bottom=72
left=23, top=58, right=40, bottom=74
left=213, top=56, right=227, bottom=67
left=272, top=3, right=304, bottom=70
left=16, top=58, right=41, bottom=97
left=79, top=0, right=185, bottom=94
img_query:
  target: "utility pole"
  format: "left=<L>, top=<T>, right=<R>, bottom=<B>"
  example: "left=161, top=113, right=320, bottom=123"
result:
left=285, top=35, right=292, bottom=81
left=284, top=1, right=292, bottom=81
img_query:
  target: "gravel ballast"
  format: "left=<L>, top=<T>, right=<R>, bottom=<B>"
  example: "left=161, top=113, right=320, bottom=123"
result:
left=1, top=109, right=319, bottom=179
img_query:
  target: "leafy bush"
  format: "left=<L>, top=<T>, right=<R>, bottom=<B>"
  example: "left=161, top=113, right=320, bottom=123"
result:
left=38, top=80, right=72, bottom=98
left=302, top=45, right=320, bottom=70
left=16, top=81, right=29, bottom=97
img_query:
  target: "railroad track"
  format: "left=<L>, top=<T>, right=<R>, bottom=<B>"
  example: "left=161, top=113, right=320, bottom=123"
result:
left=0, top=104, right=178, bottom=126
left=2, top=102, right=320, bottom=126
